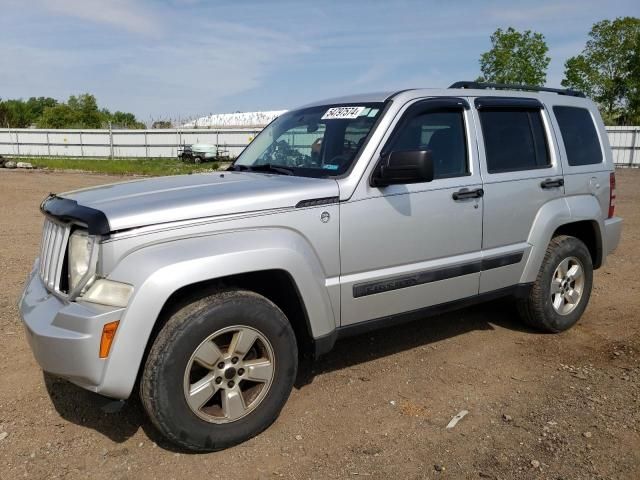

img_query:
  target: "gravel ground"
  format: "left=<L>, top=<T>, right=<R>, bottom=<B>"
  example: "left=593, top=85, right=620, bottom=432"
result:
left=0, top=168, right=638, bottom=480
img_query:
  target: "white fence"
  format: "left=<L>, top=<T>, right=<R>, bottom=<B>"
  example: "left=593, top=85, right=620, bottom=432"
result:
left=1, top=126, right=639, bottom=166
left=606, top=127, right=639, bottom=167
left=0, top=127, right=261, bottom=159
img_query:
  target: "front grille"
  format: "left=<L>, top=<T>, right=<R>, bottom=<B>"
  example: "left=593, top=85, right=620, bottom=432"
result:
left=39, top=218, right=70, bottom=292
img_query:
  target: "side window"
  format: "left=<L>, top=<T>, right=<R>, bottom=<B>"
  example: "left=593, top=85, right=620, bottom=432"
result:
left=553, top=106, right=602, bottom=166
left=386, top=110, right=468, bottom=179
left=343, top=117, right=377, bottom=161
left=479, top=109, right=550, bottom=173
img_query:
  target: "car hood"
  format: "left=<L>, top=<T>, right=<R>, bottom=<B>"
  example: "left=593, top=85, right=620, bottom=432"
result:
left=59, top=172, right=339, bottom=232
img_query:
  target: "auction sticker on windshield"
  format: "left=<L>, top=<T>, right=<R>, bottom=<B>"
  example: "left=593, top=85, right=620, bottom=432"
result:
left=322, top=106, right=366, bottom=120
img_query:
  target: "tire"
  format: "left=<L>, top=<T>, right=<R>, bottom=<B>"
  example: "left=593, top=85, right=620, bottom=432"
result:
left=193, top=156, right=202, bottom=164
left=517, top=235, right=593, bottom=333
left=140, top=290, right=297, bottom=452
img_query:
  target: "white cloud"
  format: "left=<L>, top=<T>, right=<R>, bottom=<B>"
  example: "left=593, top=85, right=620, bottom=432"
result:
left=0, top=44, right=89, bottom=97
left=39, top=0, right=161, bottom=36
left=115, top=21, right=310, bottom=118
left=352, top=63, right=393, bottom=87
left=546, top=40, right=587, bottom=87
left=0, top=15, right=310, bottom=120
left=5, top=0, right=636, bottom=118
left=487, top=3, right=577, bottom=23
left=0, top=0, right=309, bottom=121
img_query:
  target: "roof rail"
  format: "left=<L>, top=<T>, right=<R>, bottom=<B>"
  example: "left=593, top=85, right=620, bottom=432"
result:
left=449, top=81, right=585, bottom=98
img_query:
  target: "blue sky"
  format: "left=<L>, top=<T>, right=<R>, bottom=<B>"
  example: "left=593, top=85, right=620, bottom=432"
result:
left=1, top=0, right=638, bottom=123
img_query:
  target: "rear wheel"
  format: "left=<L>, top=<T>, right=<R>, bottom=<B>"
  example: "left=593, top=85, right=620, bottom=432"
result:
left=517, top=235, right=593, bottom=332
left=140, top=290, right=297, bottom=451
left=193, top=156, right=202, bottom=164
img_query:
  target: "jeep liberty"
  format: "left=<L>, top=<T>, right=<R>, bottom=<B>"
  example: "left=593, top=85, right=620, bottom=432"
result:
left=20, top=82, right=623, bottom=451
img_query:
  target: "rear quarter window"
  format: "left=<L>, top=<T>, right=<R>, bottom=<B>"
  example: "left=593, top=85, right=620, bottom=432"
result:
left=553, top=106, right=603, bottom=166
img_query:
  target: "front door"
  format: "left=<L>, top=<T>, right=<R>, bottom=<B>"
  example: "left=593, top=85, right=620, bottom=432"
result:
left=339, top=98, right=484, bottom=326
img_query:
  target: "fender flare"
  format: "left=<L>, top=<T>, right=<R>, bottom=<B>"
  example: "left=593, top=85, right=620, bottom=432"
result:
left=98, top=229, right=337, bottom=398
left=520, top=195, right=604, bottom=284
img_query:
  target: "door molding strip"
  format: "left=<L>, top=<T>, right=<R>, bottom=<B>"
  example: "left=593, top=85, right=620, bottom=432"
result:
left=352, top=251, right=523, bottom=298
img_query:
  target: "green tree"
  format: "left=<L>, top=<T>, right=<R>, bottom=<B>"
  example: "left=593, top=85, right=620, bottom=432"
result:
left=5, top=93, right=145, bottom=129
left=67, top=94, right=104, bottom=128
left=629, top=38, right=640, bottom=124
left=110, top=111, right=145, bottom=129
left=0, top=99, right=31, bottom=127
left=38, top=94, right=101, bottom=128
left=38, top=103, right=81, bottom=128
left=478, top=27, right=550, bottom=86
left=0, top=97, right=59, bottom=127
left=563, top=17, right=640, bottom=125
left=152, top=120, right=173, bottom=129
left=25, top=97, right=58, bottom=123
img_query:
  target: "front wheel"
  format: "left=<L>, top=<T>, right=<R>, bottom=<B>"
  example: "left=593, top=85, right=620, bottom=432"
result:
left=517, top=235, right=593, bottom=332
left=140, top=290, right=297, bottom=451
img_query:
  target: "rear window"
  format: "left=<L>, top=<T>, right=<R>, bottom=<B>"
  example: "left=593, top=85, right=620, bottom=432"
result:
left=479, top=109, right=550, bottom=173
left=553, top=106, right=602, bottom=166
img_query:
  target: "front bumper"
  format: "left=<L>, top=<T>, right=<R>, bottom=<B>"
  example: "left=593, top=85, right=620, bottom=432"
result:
left=19, top=260, right=124, bottom=396
left=604, top=216, right=623, bottom=255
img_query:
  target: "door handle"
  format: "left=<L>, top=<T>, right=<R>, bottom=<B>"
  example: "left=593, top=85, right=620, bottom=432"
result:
left=452, top=188, right=484, bottom=200
left=540, top=178, right=564, bottom=189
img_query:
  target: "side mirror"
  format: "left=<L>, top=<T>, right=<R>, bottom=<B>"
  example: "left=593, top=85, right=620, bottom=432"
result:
left=371, top=150, right=434, bottom=187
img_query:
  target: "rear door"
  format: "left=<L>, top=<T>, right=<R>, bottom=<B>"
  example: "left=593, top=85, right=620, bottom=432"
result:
left=472, top=97, right=565, bottom=293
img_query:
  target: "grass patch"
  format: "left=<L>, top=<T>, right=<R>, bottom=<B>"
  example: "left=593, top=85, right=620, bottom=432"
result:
left=23, top=157, right=226, bottom=176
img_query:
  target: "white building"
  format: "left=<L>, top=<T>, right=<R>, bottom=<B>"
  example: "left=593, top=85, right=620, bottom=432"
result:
left=183, top=110, right=286, bottom=128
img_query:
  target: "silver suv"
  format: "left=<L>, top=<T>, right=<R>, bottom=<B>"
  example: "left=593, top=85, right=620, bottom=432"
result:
left=20, top=82, right=623, bottom=451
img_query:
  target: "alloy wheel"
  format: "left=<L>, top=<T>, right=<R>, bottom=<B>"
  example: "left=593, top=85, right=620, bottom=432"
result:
left=183, top=326, right=275, bottom=423
left=550, top=256, right=585, bottom=315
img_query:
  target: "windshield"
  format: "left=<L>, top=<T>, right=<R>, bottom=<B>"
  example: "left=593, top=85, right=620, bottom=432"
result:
left=233, top=103, right=384, bottom=177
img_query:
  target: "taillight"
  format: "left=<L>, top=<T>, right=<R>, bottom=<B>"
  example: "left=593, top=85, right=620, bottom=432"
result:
left=608, top=172, right=616, bottom=218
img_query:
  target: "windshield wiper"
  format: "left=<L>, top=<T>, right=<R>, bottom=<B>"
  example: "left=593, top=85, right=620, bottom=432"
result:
left=229, top=163, right=294, bottom=175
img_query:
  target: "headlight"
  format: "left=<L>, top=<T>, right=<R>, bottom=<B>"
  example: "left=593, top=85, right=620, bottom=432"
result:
left=68, top=229, right=96, bottom=292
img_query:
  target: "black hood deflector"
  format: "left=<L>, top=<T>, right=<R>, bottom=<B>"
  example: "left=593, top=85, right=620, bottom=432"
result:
left=41, top=194, right=111, bottom=235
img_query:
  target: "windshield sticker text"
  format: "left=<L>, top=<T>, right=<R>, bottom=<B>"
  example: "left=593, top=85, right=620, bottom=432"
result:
left=322, top=106, right=366, bottom=120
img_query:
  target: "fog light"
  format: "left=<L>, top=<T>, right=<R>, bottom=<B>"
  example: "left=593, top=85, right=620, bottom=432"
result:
left=81, top=279, right=133, bottom=308
left=100, top=321, right=120, bottom=358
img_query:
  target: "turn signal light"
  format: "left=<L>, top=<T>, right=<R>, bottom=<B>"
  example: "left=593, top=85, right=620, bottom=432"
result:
left=99, top=321, right=120, bottom=358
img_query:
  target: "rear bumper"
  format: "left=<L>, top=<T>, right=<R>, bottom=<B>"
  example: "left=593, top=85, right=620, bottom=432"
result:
left=604, top=216, right=623, bottom=255
left=19, top=260, right=124, bottom=397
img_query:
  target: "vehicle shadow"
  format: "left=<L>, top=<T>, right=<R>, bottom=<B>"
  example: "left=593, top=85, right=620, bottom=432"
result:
left=44, top=372, right=185, bottom=451
left=295, top=297, right=533, bottom=385
left=43, top=297, right=533, bottom=452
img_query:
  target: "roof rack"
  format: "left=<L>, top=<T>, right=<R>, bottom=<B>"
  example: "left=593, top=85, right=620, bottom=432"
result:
left=449, top=81, right=585, bottom=98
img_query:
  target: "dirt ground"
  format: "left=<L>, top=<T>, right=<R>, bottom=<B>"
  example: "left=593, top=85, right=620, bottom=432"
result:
left=0, top=168, right=638, bottom=480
